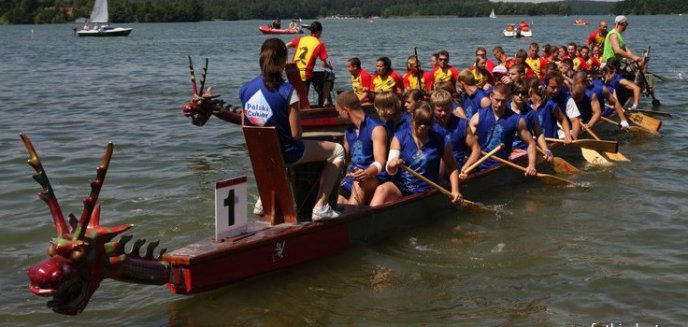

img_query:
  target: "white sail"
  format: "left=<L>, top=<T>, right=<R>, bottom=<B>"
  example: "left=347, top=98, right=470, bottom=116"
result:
left=490, top=9, right=496, bottom=19
left=89, top=0, right=109, bottom=24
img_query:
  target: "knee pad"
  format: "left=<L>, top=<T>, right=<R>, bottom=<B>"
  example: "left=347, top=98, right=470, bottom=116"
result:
left=328, top=143, right=345, bottom=165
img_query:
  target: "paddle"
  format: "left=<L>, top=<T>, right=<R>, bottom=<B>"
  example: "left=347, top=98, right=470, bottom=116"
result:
left=600, top=116, right=658, bottom=136
left=555, top=122, right=609, bottom=165
left=626, top=110, right=662, bottom=132
left=481, top=151, right=586, bottom=188
left=544, top=138, right=618, bottom=153
left=398, top=164, right=491, bottom=212
left=414, top=47, right=423, bottom=91
left=583, top=124, right=629, bottom=162
left=637, top=47, right=661, bottom=106
left=537, top=146, right=580, bottom=174
left=463, top=144, right=504, bottom=174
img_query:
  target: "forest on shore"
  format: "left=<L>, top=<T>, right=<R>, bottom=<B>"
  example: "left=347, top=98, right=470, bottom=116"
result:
left=1, top=0, right=684, bottom=25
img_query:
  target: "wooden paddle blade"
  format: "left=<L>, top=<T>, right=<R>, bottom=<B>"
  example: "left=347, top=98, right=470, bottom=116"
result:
left=605, top=151, right=630, bottom=162
left=581, top=148, right=611, bottom=165
left=461, top=200, right=491, bottom=213
left=625, top=126, right=659, bottom=137
left=574, top=139, right=618, bottom=153
left=552, top=157, right=580, bottom=174
left=628, top=112, right=662, bottom=132
left=537, top=172, right=587, bottom=188
left=634, top=109, right=672, bottom=118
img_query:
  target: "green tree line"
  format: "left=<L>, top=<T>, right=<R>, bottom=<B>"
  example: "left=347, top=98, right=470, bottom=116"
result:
left=2, top=0, right=678, bottom=25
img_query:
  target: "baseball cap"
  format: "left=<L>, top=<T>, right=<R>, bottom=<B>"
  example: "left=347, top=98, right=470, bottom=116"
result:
left=615, top=15, right=627, bottom=25
left=492, top=65, right=507, bottom=75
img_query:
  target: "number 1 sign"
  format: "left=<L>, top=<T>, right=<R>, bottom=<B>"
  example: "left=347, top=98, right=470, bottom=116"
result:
left=214, top=176, right=248, bottom=240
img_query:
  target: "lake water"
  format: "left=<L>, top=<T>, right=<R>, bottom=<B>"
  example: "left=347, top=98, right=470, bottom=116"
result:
left=1, top=16, right=687, bottom=326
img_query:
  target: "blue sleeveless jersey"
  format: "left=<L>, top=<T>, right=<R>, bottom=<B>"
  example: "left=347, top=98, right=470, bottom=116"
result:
left=433, top=114, right=469, bottom=166
left=240, top=75, right=304, bottom=164
left=345, top=115, right=384, bottom=172
left=476, top=107, right=520, bottom=168
left=509, top=101, right=539, bottom=150
left=605, top=73, right=629, bottom=106
left=384, top=112, right=411, bottom=146
left=393, top=128, right=447, bottom=194
left=574, top=92, right=594, bottom=124
left=532, top=99, right=559, bottom=138
left=550, top=90, right=574, bottom=124
left=462, top=88, right=489, bottom=119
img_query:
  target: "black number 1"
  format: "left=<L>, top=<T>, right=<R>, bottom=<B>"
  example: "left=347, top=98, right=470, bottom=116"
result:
left=223, top=189, right=235, bottom=226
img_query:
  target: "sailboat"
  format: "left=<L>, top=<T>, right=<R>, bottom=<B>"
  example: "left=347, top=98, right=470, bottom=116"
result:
left=77, top=0, right=132, bottom=37
left=490, top=9, right=497, bottom=19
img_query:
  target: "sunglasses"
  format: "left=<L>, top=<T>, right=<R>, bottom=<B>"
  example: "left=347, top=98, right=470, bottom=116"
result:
left=438, top=58, right=448, bottom=62
left=514, top=92, right=528, bottom=97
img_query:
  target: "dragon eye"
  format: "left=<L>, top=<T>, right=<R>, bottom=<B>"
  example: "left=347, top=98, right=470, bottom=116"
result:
left=47, top=243, right=56, bottom=257
left=71, top=250, right=84, bottom=261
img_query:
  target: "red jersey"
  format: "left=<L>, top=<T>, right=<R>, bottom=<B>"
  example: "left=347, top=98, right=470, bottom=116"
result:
left=402, top=70, right=433, bottom=93
left=584, top=57, right=601, bottom=70
left=351, top=69, right=373, bottom=99
left=587, top=29, right=606, bottom=48
left=525, top=56, right=548, bottom=81
left=372, top=70, right=404, bottom=93
left=289, top=35, right=328, bottom=81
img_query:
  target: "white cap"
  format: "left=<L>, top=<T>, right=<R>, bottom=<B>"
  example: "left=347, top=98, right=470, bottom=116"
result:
left=492, top=65, right=507, bottom=75
left=615, top=15, right=627, bottom=25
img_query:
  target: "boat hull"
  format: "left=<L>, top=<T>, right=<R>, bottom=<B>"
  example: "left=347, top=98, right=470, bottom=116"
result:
left=258, top=25, right=302, bottom=34
left=77, top=27, right=133, bottom=37
left=162, top=148, right=539, bottom=295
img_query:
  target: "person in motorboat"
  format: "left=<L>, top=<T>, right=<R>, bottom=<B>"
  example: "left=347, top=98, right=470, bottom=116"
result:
left=336, top=91, right=388, bottom=207
left=272, top=17, right=281, bottom=29
left=370, top=101, right=462, bottom=206
left=241, top=38, right=344, bottom=220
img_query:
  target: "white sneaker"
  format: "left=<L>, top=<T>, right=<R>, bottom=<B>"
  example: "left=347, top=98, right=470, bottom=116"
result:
left=312, top=203, right=341, bottom=221
left=253, top=198, right=263, bottom=216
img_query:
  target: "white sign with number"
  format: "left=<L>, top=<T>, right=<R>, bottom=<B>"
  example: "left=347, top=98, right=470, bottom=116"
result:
left=214, top=176, right=248, bottom=241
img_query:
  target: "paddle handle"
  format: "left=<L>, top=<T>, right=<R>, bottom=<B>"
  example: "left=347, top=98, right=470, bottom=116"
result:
left=400, top=164, right=451, bottom=197
left=600, top=116, right=620, bottom=129
left=464, top=144, right=503, bottom=175
left=582, top=124, right=602, bottom=141
left=480, top=150, right=527, bottom=173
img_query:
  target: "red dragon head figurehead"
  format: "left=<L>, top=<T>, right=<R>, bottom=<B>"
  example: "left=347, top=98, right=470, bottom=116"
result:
left=181, top=56, right=226, bottom=126
left=22, top=134, right=135, bottom=315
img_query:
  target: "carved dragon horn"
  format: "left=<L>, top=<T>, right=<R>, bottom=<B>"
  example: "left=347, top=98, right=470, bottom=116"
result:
left=20, top=134, right=68, bottom=237
left=199, top=58, right=209, bottom=95
left=73, top=142, right=113, bottom=241
left=188, top=56, right=198, bottom=96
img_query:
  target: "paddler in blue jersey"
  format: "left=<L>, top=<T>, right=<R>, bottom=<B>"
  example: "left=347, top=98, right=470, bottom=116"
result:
left=335, top=91, right=388, bottom=207
left=526, top=78, right=573, bottom=143
left=430, top=89, right=481, bottom=179
left=456, top=70, right=491, bottom=120
left=370, top=102, right=462, bottom=206
left=544, top=72, right=582, bottom=139
left=468, top=83, right=538, bottom=174
left=508, top=80, right=553, bottom=162
left=572, top=71, right=629, bottom=129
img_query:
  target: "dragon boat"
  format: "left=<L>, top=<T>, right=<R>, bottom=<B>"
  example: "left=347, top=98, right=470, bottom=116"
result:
left=23, top=51, right=669, bottom=316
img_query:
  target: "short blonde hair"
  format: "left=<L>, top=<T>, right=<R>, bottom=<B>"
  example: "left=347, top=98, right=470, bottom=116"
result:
left=373, top=91, right=401, bottom=118
left=430, top=89, right=452, bottom=110
left=336, top=90, right=362, bottom=110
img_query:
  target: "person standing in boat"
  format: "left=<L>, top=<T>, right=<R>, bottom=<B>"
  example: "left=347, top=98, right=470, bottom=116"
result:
left=430, top=89, right=481, bottom=179
left=430, top=50, right=460, bottom=92
left=241, top=38, right=344, bottom=220
left=370, top=102, right=462, bottom=206
left=587, top=20, right=608, bottom=49
left=346, top=57, right=373, bottom=104
left=468, top=83, right=538, bottom=173
left=336, top=91, right=388, bottom=207
left=602, top=16, right=643, bottom=67
left=371, top=57, right=404, bottom=96
left=287, top=21, right=334, bottom=104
